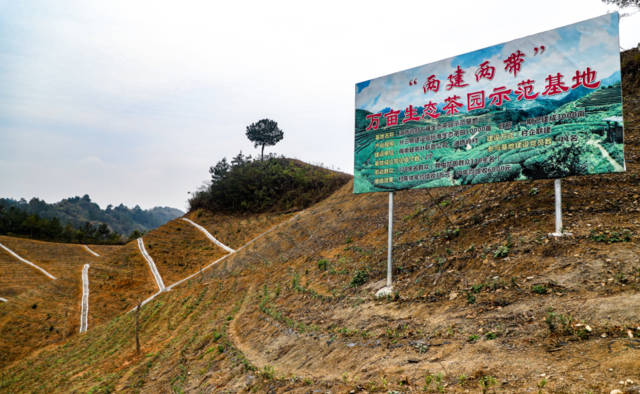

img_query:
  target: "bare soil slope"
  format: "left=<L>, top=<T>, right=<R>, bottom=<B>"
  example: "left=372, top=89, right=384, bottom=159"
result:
left=1, top=50, right=639, bottom=392
left=0, top=236, right=104, bottom=367
left=2, top=147, right=639, bottom=392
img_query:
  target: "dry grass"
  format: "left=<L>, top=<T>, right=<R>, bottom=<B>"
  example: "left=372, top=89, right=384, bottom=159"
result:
left=0, top=235, right=100, bottom=280
left=0, top=236, right=96, bottom=367
left=4, top=163, right=639, bottom=391
left=0, top=251, right=52, bottom=299
left=1, top=62, right=639, bottom=392
left=185, top=210, right=295, bottom=250
left=137, top=218, right=229, bottom=285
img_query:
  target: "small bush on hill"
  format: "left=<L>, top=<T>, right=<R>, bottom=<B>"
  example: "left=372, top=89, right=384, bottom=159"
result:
left=350, top=270, right=369, bottom=287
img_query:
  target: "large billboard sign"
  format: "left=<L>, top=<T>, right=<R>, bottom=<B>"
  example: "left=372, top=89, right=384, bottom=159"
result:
left=354, top=13, right=624, bottom=194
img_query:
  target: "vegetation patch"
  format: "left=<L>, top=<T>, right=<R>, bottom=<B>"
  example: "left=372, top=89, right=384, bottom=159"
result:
left=349, top=270, right=369, bottom=287
left=188, top=154, right=350, bottom=213
left=589, top=228, right=633, bottom=243
left=0, top=195, right=181, bottom=243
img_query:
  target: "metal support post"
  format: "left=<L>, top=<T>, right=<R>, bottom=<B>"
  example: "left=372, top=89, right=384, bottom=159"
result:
left=550, top=179, right=571, bottom=237
left=377, top=192, right=394, bottom=297
left=387, top=191, right=393, bottom=288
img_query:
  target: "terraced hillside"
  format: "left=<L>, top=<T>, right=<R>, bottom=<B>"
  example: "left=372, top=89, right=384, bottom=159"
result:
left=0, top=218, right=240, bottom=369
left=0, top=207, right=299, bottom=368
left=2, top=143, right=640, bottom=393
left=0, top=49, right=639, bottom=392
left=183, top=210, right=296, bottom=250
left=0, top=236, right=105, bottom=366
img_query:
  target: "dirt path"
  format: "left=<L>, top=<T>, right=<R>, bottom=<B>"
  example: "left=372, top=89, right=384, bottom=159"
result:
left=137, top=238, right=166, bottom=292
left=132, top=212, right=305, bottom=311
left=227, top=286, right=342, bottom=382
left=0, top=241, right=57, bottom=280
left=181, top=218, right=235, bottom=252
left=79, top=264, right=90, bottom=333
left=82, top=245, right=100, bottom=257
left=226, top=287, right=272, bottom=371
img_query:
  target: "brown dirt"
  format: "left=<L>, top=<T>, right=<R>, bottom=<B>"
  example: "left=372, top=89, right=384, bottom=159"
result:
left=1, top=50, right=639, bottom=393
left=0, top=235, right=100, bottom=280
left=184, top=209, right=295, bottom=250
left=0, top=236, right=97, bottom=368
left=0, top=249, right=51, bottom=299
left=137, top=218, right=229, bottom=285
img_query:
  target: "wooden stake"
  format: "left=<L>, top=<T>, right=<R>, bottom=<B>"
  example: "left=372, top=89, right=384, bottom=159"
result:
left=135, top=302, right=141, bottom=354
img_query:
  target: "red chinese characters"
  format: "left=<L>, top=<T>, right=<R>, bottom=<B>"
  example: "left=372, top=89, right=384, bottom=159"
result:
left=423, top=75, right=441, bottom=93
left=384, top=109, right=401, bottom=127
left=446, top=66, right=469, bottom=90
left=362, top=49, right=603, bottom=132
left=423, top=101, right=440, bottom=119
left=402, top=105, right=421, bottom=123
left=542, top=73, right=569, bottom=96
left=443, top=95, right=463, bottom=115
left=488, top=86, right=512, bottom=106
left=467, top=91, right=485, bottom=110
left=571, top=67, right=600, bottom=89
left=504, top=50, right=525, bottom=77
left=475, top=61, right=495, bottom=82
left=366, top=113, right=381, bottom=131
left=515, top=79, right=538, bottom=100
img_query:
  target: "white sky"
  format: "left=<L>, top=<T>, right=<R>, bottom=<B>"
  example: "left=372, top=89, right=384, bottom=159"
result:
left=0, top=0, right=638, bottom=210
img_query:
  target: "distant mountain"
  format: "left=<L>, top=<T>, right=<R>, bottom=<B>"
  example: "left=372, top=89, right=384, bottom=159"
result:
left=0, top=195, right=184, bottom=236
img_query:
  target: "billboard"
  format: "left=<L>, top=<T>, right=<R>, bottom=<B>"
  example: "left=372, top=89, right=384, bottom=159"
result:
left=354, top=13, right=624, bottom=194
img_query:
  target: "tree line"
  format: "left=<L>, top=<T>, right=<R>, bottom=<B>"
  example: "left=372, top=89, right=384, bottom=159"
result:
left=0, top=195, right=183, bottom=237
left=0, top=204, right=128, bottom=244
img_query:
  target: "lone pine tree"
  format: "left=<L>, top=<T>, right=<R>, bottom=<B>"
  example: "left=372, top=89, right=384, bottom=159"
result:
left=245, top=118, right=284, bottom=160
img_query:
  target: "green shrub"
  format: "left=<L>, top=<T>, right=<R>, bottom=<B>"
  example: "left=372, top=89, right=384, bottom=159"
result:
left=590, top=228, right=632, bottom=243
left=494, top=244, right=509, bottom=258
left=484, top=332, right=497, bottom=340
left=531, top=285, right=548, bottom=294
left=480, top=375, right=497, bottom=393
left=317, top=259, right=329, bottom=271
left=350, top=270, right=369, bottom=287
left=545, top=308, right=573, bottom=335
left=443, top=227, right=460, bottom=240
left=262, top=365, right=275, bottom=380
left=291, top=273, right=301, bottom=290
left=466, top=292, right=476, bottom=304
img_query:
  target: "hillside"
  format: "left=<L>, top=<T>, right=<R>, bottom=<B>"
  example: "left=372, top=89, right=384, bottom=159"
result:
left=0, top=195, right=184, bottom=238
left=0, top=49, right=639, bottom=393
left=188, top=154, right=352, bottom=213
